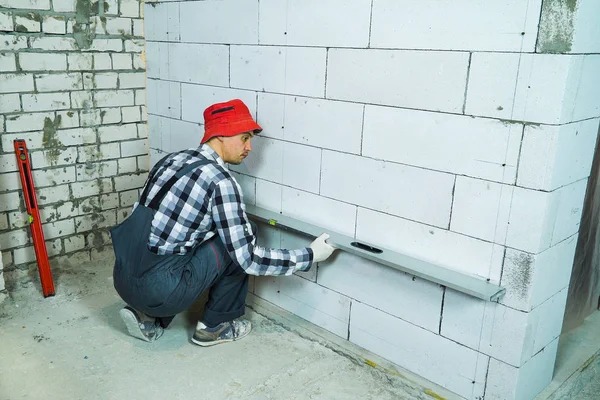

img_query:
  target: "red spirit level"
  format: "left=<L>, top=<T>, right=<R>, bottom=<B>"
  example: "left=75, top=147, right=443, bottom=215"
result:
left=13, top=139, right=55, bottom=297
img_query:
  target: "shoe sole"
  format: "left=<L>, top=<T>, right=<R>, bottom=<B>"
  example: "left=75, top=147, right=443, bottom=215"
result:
left=119, top=308, right=151, bottom=342
left=190, top=325, right=252, bottom=347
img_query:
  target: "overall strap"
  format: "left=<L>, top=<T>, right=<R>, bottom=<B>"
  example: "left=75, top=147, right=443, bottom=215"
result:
left=139, top=158, right=214, bottom=211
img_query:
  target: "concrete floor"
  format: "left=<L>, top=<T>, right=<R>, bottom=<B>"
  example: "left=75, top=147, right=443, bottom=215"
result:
left=0, top=253, right=437, bottom=400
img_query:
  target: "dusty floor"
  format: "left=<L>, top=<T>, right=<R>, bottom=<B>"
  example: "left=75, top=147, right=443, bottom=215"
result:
left=0, top=254, right=433, bottom=400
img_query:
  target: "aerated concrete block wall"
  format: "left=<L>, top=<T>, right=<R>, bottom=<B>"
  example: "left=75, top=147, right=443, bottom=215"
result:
left=145, top=1, right=600, bottom=399
left=0, top=0, right=147, bottom=296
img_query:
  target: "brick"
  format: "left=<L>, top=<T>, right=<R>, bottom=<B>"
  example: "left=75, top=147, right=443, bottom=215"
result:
left=5, top=111, right=53, bottom=133
left=41, top=15, right=66, bottom=34
left=137, top=123, right=147, bottom=138
left=180, top=83, right=255, bottom=123
left=0, top=53, right=16, bottom=71
left=140, top=106, right=147, bottom=122
left=71, top=178, right=112, bottom=198
left=120, top=0, right=140, bottom=17
left=357, top=207, right=505, bottom=282
left=1, top=131, right=44, bottom=151
left=0, top=229, right=29, bottom=250
left=231, top=46, right=326, bottom=97
left=95, top=90, right=134, bottom=107
left=255, top=274, right=351, bottom=338
left=121, top=106, right=141, bottom=123
left=322, top=151, right=454, bottom=228
left=134, top=89, right=145, bottom=106
left=132, top=53, right=144, bottom=70
left=119, top=72, right=145, bottom=89
left=36, top=183, right=70, bottom=205
left=0, top=11, right=12, bottom=31
left=260, top=0, right=370, bottom=47
left=64, top=235, right=86, bottom=253
left=57, top=126, right=96, bottom=145
left=52, top=0, right=76, bottom=12
left=81, top=109, right=101, bottom=126
left=94, top=72, right=119, bottom=89
left=104, top=0, right=118, bottom=16
left=56, top=110, right=79, bottom=129
left=328, top=49, right=469, bottom=113
left=371, top=0, right=540, bottom=52
left=98, top=124, right=138, bottom=142
left=42, top=219, right=75, bottom=240
left=350, top=301, right=488, bottom=399
left=22, top=93, right=70, bottom=112
left=20, top=53, right=67, bottom=71
left=89, top=39, right=123, bottom=52
left=100, top=193, right=119, bottom=209
left=132, top=19, right=143, bottom=37
left=230, top=136, right=283, bottom=183
left=39, top=201, right=78, bottom=223
left=167, top=43, right=228, bottom=86
left=31, top=166, right=76, bottom=188
left=68, top=53, right=93, bottom=71
left=0, top=36, right=27, bottom=51
left=137, top=154, right=149, bottom=171
left=35, top=73, right=83, bottom=92
left=518, top=120, right=599, bottom=191
left=71, top=90, right=93, bottom=109
left=31, top=147, right=77, bottom=169
left=101, top=107, right=122, bottom=124
left=113, top=173, right=147, bottom=191
left=119, top=189, right=139, bottom=207
left=145, top=2, right=179, bottom=41
left=0, top=73, right=34, bottom=93
left=75, top=210, right=117, bottom=232
left=1, top=250, right=13, bottom=268
left=0, top=94, right=20, bottom=113
left=30, top=36, right=77, bottom=51
left=124, top=39, right=144, bottom=52
left=8, top=211, right=28, bottom=229
left=486, top=339, right=558, bottom=400
left=97, top=17, right=132, bottom=36
left=0, top=213, right=8, bottom=230
left=121, top=139, right=148, bottom=157
left=78, top=195, right=115, bottom=214
left=86, top=231, right=112, bottom=248
left=77, top=143, right=120, bottom=163
left=111, top=53, right=132, bottom=70
left=0, top=0, right=50, bottom=9
left=0, top=192, right=19, bottom=212
left=450, top=176, right=513, bottom=243
left=15, top=14, right=41, bottom=33
left=118, top=157, right=137, bottom=174
left=180, top=1, right=257, bottom=44
left=93, top=54, right=112, bottom=70
left=501, top=235, right=578, bottom=312
left=76, top=161, right=118, bottom=182
left=258, top=93, right=363, bottom=153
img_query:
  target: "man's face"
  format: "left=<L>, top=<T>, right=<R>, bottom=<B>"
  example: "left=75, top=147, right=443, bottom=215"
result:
left=221, top=132, right=253, bottom=165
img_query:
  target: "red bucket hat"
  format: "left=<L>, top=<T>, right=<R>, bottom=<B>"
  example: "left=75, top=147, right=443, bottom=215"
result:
left=201, top=99, right=262, bottom=144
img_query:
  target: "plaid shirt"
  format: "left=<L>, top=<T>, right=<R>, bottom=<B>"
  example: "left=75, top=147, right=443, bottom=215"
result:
left=134, top=144, right=313, bottom=276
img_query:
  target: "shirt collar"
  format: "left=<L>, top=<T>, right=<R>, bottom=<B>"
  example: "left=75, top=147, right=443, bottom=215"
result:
left=200, top=143, right=225, bottom=167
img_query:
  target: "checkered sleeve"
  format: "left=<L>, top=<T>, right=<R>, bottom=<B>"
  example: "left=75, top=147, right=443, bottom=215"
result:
left=211, top=178, right=313, bottom=276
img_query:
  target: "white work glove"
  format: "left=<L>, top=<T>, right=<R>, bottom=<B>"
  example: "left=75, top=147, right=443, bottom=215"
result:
left=310, top=233, right=335, bottom=263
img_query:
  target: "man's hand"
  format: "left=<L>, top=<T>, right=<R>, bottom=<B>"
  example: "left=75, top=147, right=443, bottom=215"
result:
left=310, top=233, right=336, bottom=263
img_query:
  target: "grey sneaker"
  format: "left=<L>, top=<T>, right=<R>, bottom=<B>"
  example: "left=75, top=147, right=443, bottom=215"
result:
left=191, top=319, right=252, bottom=347
left=119, top=306, right=164, bottom=342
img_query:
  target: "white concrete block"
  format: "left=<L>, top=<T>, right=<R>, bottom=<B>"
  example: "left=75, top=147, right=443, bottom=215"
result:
left=162, top=118, right=203, bottom=152
left=531, top=288, right=568, bottom=355
left=42, top=15, right=66, bottom=34
left=68, top=53, right=93, bottom=71
left=35, top=73, right=82, bottom=92
left=181, top=83, right=256, bottom=124
left=230, top=172, right=255, bottom=206
left=570, top=0, right=600, bottom=53
left=31, top=167, right=76, bottom=188
left=0, top=53, right=16, bottom=71
left=147, top=79, right=181, bottom=119
left=451, top=177, right=514, bottom=243
left=320, top=251, right=443, bottom=332
left=327, top=49, right=469, bottom=114
left=0, top=94, right=20, bottom=113
left=0, top=73, right=34, bottom=93
left=486, top=339, right=558, bottom=400
left=350, top=301, right=487, bottom=399
left=255, top=221, right=281, bottom=250
left=321, top=151, right=455, bottom=228
left=518, top=120, right=598, bottom=191
left=281, top=142, right=321, bottom=194
left=121, top=139, right=148, bottom=157
left=505, top=188, right=554, bottom=254
left=357, top=208, right=505, bottom=282
left=281, top=186, right=356, bottom=237
left=5, top=112, right=53, bottom=133
left=230, top=136, right=283, bottom=184
left=568, top=55, right=600, bottom=122
left=111, top=53, right=132, bottom=70
left=95, top=90, right=135, bottom=108
left=98, top=124, right=138, bottom=143
left=257, top=93, right=364, bottom=154
left=255, top=274, right=351, bottom=338
left=549, top=178, right=587, bottom=247
left=371, top=0, right=541, bottom=52
left=145, top=42, right=166, bottom=79
left=119, top=72, right=145, bottom=89
left=180, top=0, right=257, bottom=44
left=22, top=93, right=70, bottom=112
left=255, top=179, right=282, bottom=212
left=277, top=230, right=316, bottom=281
left=231, top=46, right=327, bottom=98
left=15, top=14, right=40, bottom=32
left=259, top=0, right=370, bottom=48
left=168, top=43, right=229, bottom=86
left=363, top=105, right=522, bottom=184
